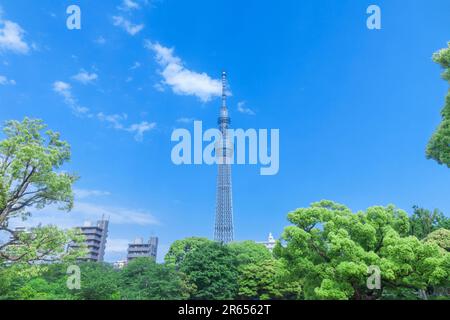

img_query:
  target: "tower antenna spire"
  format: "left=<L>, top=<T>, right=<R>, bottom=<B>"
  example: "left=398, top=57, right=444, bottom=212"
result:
left=222, top=71, right=227, bottom=108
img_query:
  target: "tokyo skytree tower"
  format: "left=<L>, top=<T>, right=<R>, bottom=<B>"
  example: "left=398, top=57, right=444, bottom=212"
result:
left=214, top=71, right=234, bottom=244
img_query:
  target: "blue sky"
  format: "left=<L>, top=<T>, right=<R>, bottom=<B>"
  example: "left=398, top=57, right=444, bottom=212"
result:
left=0, top=0, right=449, bottom=262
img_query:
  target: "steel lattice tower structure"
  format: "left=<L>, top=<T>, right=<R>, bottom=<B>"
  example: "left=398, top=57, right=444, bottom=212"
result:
left=214, top=71, right=234, bottom=244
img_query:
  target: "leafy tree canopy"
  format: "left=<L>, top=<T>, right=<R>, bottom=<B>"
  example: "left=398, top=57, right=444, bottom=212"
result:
left=409, top=205, right=450, bottom=239
left=180, top=242, right=238, bottom=300
left=72, top=262, right=120, bottom=300
left=165, top=237, right=213, bottom=268
left=427, top=42, right=450, bottom=167
left=275, top=200, right=449, bottom=300
left=228, top=241, right=302, bottom=300
left=119, top=257, right=193, bottom=300
left=0, top=118, right=78, bottom=264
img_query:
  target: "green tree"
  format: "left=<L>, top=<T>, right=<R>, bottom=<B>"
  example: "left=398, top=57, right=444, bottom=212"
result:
left=119, top=257, right=193, bottom=300
left=0, top=118, right=78, bottom=263
left=427, top=42, right=450, bottom=167
left=14, top=278, right=63, bottom=300
left=165, top=237, right=213, bottom=268
left=180, top=242, right=238, bottom=300
left=228, top=241, right=302, bottom=300
left=0, top=262, right=70, bottom=300
left=72, top=262, right=120, bottom=300
left=410, top=206, right=450, bottom=239
left=275, top=200, right=449, bottom=300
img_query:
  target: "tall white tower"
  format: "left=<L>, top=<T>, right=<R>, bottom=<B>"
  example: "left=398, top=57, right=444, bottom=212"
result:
left=214, top=71, right=234, bottom=244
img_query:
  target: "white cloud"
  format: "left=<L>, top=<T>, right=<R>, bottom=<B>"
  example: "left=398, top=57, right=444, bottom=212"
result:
left=113, top=16, right=144, bottom=36
left=53, top=80, right=70, bottom=92
left=75, top=202, right=159, bottom=226
left=0, top=13, right=30, bottom=54
left=146, top=41, right=223, bottom=102
left=237, top=101, right=256, bottom=115
left=97, top=112, right=156, bottom=141
left=119, top=0, right=140, bottom=11
left=11, top=201, right=159, bottom=231
left=97, top=112, right=127, bottom=130
left=127, top=121, right=157, bottom=141
left=0, top=74, right=15, bottom=85
left=52, top=81, right=90, bottom=116
left=72, top=69, right=98, bottom=85
left=74, top=189, right=111, bottom=199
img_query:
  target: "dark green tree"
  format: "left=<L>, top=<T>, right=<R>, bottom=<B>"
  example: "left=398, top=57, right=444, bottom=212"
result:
left=410, top=206, right=450, bottom=239
left=165, top=237, right=213, bottom=268
left=427, top=42, right=450, bottom=167
left=229, top=241, right=301, bottom=300
left=119, top=257, right=193, bottom=300
left=72, top=262, right=120, bottom=300
left=180, top=242, right=238, bottom=300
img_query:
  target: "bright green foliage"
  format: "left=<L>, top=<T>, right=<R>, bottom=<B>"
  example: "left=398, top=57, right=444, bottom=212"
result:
left=0, top=118, right=78, bottom=263
left=13, top=277, right=69, bottom=300
left=228, top=241, right=273, bottom=265
left=229, top=241, right=301, bottom=300
left=119, top=258, right=193, bottom=300
left=165, top=237, right=213, bottom=268
left=410, top=206, right=450, bottom=239
left=0, top=263, right=72, bottom=300
left=1, top=260, right=193, bottom=300
left=180, top=242, right=239, bottom=300
left=427, top=42, right=450, bottom=167
left=236, top=258, right=302, bottom=300
left=424, top=229, right=450, bottom=252
left=1, top=200, right=448, bottom=300
left=275, top=200, right=450, bottom=300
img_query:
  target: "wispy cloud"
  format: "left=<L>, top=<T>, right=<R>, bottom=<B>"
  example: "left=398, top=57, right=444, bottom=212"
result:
left=52, top=81, right=156, bottom=141
left=146, top=41, right=223, bottom=102
left=12, top=201, right=159, bottom=230
left=127, top=121, right=157, bottom=141
left=97, top=112, right=156, bottom=142
left=11, top=184, right=158, bottom=231
left=75, top=202, right=159, bottom=226
left=0, top=9, right=30, bottom=54
left=118, top=0, right=141, bottom=11
left=237, top=101, right=256, bottom=115
left=97, top=112, right=127, bottom=129
left=72, top=69, right=98, bottom=85
left=52, top=81, right=90, bottom=116
left=0, top=74, right=15, bottom=85
left=113, top=16, right=144, bottom=36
